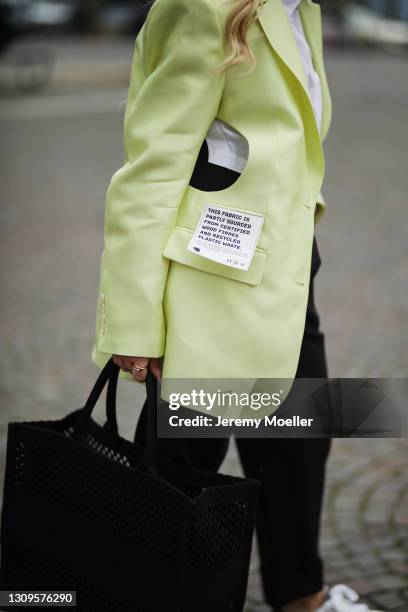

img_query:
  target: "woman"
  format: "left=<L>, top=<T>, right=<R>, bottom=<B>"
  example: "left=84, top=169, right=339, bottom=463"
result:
left=91, top=1, right=382, bottom=611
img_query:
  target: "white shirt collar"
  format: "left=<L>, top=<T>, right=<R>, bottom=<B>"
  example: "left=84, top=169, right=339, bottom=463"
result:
left=282, top=0, right=302, bottom=17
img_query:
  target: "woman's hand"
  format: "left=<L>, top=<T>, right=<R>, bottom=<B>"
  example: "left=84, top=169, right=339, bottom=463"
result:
left=112, top=355, right=162, bottom=382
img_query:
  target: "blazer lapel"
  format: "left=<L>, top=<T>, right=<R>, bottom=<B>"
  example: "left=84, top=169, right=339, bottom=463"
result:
left=257, top=0, right=309, bottom=96
left=257, top=0, right=329, bottom=140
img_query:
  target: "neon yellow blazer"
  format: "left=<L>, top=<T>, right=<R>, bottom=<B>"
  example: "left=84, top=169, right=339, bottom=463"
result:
left=91, top=0, right=332, bottom=393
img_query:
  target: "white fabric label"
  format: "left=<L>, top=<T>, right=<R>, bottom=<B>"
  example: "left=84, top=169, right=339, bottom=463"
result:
left=187, top=203, right=264, bottom=271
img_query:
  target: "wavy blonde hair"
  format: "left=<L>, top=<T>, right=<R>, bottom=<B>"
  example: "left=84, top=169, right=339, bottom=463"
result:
left=219, top=0, right=264, bottom=74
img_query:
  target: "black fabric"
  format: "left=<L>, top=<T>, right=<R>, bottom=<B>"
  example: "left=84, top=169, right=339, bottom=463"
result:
left=136, top=234, right=331, bottom=609
left=0, top=359, right=260, bottom=612
left=189, top=139, right=242, bottom=192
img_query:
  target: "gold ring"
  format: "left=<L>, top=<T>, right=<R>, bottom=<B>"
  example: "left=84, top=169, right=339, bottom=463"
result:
left=132, top=364, right=148, bottom=373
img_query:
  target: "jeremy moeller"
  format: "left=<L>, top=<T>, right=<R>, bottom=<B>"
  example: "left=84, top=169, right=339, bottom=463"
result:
left=169, top=415, right=314, bottom=428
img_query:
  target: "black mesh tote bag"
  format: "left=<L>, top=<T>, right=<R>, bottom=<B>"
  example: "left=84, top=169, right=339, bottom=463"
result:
left=0, top=357, right=260, bottom=611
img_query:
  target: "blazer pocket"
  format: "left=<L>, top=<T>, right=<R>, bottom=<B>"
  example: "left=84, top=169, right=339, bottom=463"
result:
left=162, top=226, right=267, bottom=286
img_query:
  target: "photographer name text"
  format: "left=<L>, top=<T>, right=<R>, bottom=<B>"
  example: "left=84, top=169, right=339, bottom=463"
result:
left=168, top=415, right=314, bottom=428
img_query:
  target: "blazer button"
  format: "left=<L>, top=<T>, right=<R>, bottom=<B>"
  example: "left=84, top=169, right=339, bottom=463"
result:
left=296, top=279, right=305, bottom=286
left=304, top=202, right=312, bottom=209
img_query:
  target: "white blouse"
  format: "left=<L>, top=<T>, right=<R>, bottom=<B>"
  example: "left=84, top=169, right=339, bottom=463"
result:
left=282, top=0, right=322, bottom=134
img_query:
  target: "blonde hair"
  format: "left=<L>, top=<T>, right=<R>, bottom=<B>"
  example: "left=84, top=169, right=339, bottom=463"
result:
left=219, top=0, right=264, bottom=74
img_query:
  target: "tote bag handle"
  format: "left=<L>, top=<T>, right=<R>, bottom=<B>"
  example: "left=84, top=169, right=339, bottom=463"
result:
left=72, top=357, right=159, bottom=474
left=105, top=365, right=191, bottom=472
left=102, top=363, right=120, bottom=437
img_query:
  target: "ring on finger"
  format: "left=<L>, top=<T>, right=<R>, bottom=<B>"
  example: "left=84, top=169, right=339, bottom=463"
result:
left=132, top=364, right=148, bottom=373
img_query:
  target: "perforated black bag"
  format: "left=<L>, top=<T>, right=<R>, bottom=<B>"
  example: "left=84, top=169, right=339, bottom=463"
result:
left=0, top=357, right=260, bottom=611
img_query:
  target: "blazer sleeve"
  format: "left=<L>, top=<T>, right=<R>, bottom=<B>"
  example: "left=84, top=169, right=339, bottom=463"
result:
left=93, top=0, right=227, bottom=358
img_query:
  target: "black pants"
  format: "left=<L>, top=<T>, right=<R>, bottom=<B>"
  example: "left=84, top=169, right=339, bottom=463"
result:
left=235, top=237, right=331, bottom=609
left=135, top=235, right=331, bottom=609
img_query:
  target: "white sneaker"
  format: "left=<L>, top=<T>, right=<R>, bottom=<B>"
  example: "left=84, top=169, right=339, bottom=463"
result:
left=316, top=584, right=384, bottom=612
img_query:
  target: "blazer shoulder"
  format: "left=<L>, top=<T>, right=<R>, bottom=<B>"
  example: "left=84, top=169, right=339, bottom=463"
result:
left=147, top=0, right=224, bottom=18
left=143, top=0, right=229, bottom=65
left=145, top=0, right=229, bottom=29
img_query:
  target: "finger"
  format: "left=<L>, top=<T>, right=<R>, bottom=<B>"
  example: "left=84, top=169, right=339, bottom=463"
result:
left=112, top=355, right=126, bottom=370
left=150, top=358, right=161, bottom=379
left=130, top=358, right=149, bottom=383
left=122, top=355, right=144, bottom=373
left=121, top=356, right=138, bottom=372
left=132, top=367, right=148, bottom=382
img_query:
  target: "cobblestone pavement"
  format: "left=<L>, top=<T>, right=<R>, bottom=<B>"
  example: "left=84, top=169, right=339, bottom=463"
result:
left=0, top=39, right=407, bottom=610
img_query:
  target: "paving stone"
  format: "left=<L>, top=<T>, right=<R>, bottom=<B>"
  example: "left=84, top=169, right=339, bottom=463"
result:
left=373, top=575, right=408, bottom=591
left=388, top=561, right=408, bottom=575
left=381, top=549, right=407, bottom=562
left=371, top=591, right=407, bottom=610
